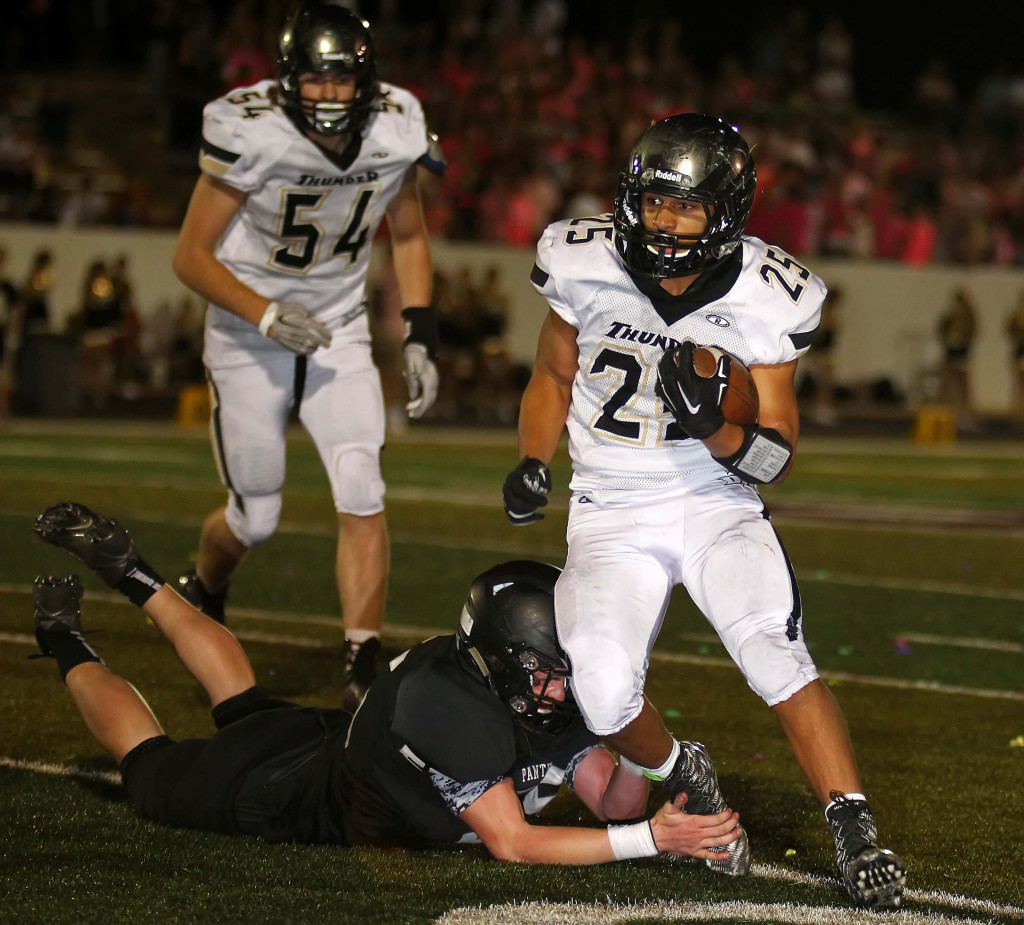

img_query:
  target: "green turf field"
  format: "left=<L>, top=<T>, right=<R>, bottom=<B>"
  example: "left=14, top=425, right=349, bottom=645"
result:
left=1, top=420, right=1022, bottom=924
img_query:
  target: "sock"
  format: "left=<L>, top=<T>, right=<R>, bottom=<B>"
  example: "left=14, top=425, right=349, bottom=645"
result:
left=826, top=792, right=869, bottom=818
left=345, top=629, right=380, bottom=648
left=195, top=569, right=227, bottom=596
left=641, top=739, right=682, bottom=781
left=35, top=628, right=104, bottom=682
left=113, top=555, right=165, bottom=607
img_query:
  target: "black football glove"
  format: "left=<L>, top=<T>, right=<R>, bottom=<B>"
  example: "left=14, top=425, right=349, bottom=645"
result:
left=503, top=456, right=552, bottom=525
left=656, top=342, right=730, bottom=440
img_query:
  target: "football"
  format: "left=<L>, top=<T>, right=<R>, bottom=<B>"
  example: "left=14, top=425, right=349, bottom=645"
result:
left=692, top=345, right=759, bottom=426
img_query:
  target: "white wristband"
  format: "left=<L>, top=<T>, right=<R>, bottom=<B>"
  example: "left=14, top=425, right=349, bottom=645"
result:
left=258, top=302, right=280, bottom=338
left=607, top=821, right=658, bottom=860
left=618, top=756, right=646, bottom=777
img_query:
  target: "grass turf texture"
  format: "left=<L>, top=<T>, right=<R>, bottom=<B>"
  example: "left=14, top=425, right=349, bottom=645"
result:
left=0, top=422, right=1022, bottom=923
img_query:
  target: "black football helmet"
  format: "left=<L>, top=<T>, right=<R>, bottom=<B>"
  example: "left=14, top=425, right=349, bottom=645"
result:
left=457, top=560, right=579, bottom=735
left=614, top=113, right=756, bottom=279
left=277, top=1, right=379, bottom=137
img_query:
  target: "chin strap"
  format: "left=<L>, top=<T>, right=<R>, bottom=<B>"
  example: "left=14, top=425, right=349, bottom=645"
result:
left=715, top=426, right=793, bottom=485
left=464, top=644, right=491, bottom=679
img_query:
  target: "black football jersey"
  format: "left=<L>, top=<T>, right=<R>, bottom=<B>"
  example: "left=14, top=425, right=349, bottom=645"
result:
left=338, top=635, right=598, bottom=848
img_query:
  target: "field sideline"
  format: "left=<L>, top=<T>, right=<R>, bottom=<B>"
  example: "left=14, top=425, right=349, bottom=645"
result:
left=1, top=420, right=1023, bottom=924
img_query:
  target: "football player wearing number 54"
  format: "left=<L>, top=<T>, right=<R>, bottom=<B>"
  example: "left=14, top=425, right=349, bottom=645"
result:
left=503, top=114, right=905, bottom=908
left=172, top=1, right=444, bottom=711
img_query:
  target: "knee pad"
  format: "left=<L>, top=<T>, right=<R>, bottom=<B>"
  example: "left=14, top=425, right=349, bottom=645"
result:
left=225, top=492, right=282, bottom=548
left=327, top=444, right=385, bottom=516
left=735, top=625, right=818, bottom=706
left=563, top=634, right=644, bottom=736
left=700, top=530, right=815, bottom=705
left=219, top=438, right=286, bottom=497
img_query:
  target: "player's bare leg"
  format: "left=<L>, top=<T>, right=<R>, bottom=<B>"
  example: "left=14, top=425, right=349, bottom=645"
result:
left=32, top=502, right=256, bottom=711
left=337, top=510, right=388, bottom=711
left=772, top=679, right=862, bottom=804
left=33, top=574, right=164, bottom=763
left=176, top=507, right=248, bottom=623
left=774, top=678, right=905, bottom=908
left=65, top=662, right=165, bottom=763
left=141, top=585, right=256, bottom=706
left=193, top=507, right=249, bottom=594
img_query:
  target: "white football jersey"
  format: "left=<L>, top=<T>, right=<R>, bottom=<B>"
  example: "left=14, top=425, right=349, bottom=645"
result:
left=198, top=79, right=430, bottom=368
left=532, top=215, right=824, bottom=494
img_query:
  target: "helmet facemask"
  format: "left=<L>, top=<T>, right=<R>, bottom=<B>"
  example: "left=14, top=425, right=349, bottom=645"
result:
left=497, top=647, right=578, bottom=736
left=277, top=3, right=379, bottom=138
left=456, top=560, right=581, bottom=737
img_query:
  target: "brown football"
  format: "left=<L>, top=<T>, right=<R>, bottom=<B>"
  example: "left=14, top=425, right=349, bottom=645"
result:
left=692, top=345, right=759, bottom=426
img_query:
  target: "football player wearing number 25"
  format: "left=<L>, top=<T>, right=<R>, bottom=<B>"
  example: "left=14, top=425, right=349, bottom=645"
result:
left=172, top=1, right=444, bottom=711
left=504, top=114, right=905, bottom=908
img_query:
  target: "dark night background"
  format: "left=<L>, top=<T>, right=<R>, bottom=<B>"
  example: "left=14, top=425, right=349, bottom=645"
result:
left=8, top=0, right=1024, bottom=115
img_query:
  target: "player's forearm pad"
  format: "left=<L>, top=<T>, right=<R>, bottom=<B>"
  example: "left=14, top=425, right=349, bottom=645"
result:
left=401, top=306, right=439, bottom=359
left=715, top=426, right=793, bottom=485
left=607, top=821, right=659, bottom=860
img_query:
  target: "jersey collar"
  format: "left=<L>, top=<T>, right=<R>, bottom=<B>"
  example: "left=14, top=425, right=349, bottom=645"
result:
left=626, top=248, right=742, bottom=328
left=283, top=104, right=365, bottom=171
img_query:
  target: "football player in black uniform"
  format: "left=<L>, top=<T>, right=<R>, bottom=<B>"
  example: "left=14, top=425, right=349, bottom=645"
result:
left=30, top=502, right=740, bottom=863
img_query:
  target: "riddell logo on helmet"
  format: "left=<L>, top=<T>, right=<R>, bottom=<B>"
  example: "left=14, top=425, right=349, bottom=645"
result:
left=642, top=168, right=691, bottom=185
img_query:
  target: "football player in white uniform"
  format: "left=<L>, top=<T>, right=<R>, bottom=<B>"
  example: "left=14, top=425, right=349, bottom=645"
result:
left=503, top=114, right=905, bottom=908
left=171, top=1, right=443, bottom=711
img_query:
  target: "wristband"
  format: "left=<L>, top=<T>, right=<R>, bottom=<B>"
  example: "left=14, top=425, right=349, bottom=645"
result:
left=607, top=821, right=658, bottom=860
left=715, top=426, right=793, bottom=485
left=258, top=302, right=280, bottom=338
left=401, top=306, right=439, bottom=359
left=618, top=756, right=647, bottom=777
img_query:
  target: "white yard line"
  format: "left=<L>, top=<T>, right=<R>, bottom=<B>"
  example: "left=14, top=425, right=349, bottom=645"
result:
left=4, top=589, right=1022, bottom=702
left=896, top=632, right=1024, bottom=653
left=4, top=466, right=1024, bottom=534
left=798, top=571, right=1024, bottom=603
left=753, top=862, right=1024, bottom=917
left=0, top=756, right=120, bottom=785
left=437, top=898, right=1022, bottom=924
left=2, top=758, right=1021, bottom=923
left=6, top=419, right=1024, bottom=457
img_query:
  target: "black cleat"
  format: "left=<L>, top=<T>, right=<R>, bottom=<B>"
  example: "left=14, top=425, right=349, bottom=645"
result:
left=662, top=741, right=751, bottom=876
left=176, top=569, right=227, bottom=624
left=33, top=502, right=138, bottom=587
left=340, top=636, right=381, bottom=713
left=33, top=575, right=85, bottom=655
left=826, top=791, right=906, bottom=909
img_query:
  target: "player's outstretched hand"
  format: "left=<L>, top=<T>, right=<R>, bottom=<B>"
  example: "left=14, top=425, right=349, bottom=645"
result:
left=33, top=501, right=139, bottom=588
left=650, top=792, right=742, bottom=860
left=403, top=343, right=439, bottom=419
left=259, top=301, right=332, bottom=355
left=502, top=456, right=551, bottom=525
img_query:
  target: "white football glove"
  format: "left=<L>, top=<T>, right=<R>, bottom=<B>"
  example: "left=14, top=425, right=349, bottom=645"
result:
left=402, top=342, right=439, bottom=419
left=258, top=301, right=332, bottom=355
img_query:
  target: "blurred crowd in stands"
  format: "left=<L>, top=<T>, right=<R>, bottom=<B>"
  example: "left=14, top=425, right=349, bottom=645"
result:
left=3, top=0, right=1024, bottom=266
left=4, top=1, right=1024, bottom=427
left=0, top=245, right=205, bottom=418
